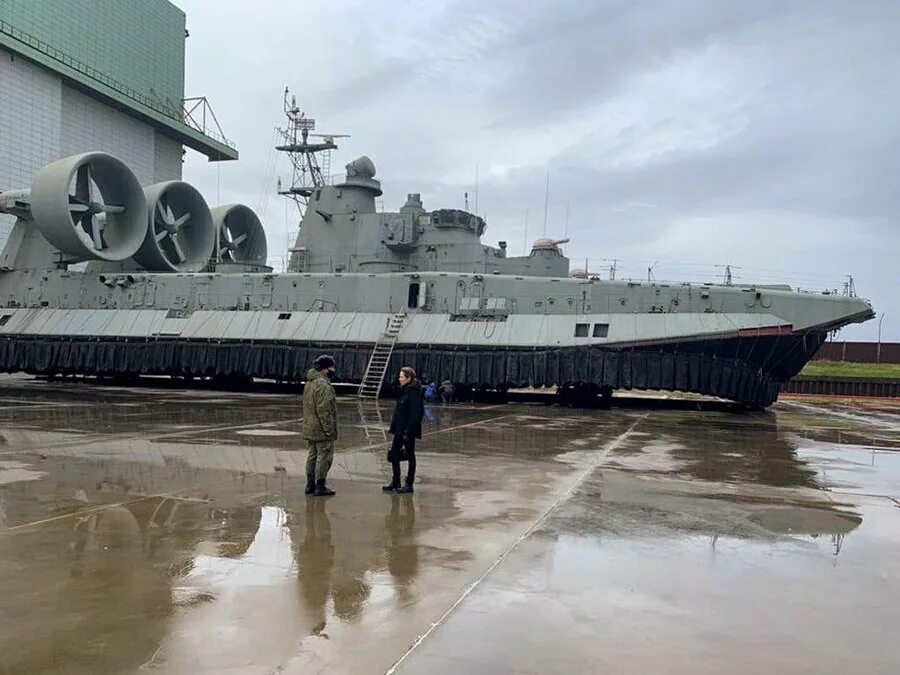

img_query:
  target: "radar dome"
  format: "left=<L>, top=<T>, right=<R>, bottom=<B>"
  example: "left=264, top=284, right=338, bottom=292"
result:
left=346, top=156, right=376, bottom=179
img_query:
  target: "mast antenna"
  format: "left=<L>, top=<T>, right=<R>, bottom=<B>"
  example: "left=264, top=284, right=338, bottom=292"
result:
left=474, top=164, right=479, bottom=215
left=275, top=87, right=349, bottom=271
left=543, top=170, right=550, bottom=237
left=523, top=210, right=529, bottom=255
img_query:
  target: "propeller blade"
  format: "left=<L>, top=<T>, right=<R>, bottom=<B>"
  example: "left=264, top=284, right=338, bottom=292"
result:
left=231, top=233, right=248, bottom=246
left=170, top=235, right=186, bottom=262
left=173, top=211, right=191, bottom=228
left=68, top=203, right=89, bottom=213
left=165, top=204, right=176, bottom=224
left=157, top=201, right=169, bottom=223
left=75, top=165, right=91, bottom=203
left=90, top=217, right=103, bottom=249
left=155, top=229, right=169, bottom=242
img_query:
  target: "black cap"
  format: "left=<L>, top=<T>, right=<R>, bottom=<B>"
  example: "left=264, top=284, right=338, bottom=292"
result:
left=313, top=354, right=335, bottom=370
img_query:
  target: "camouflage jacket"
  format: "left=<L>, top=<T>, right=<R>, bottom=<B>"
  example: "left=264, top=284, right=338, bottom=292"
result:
left=302, top=369, right=337, bottom=441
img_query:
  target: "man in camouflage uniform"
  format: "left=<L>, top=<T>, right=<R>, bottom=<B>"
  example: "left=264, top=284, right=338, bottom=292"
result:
left=302, top=354, right=338, bottom=496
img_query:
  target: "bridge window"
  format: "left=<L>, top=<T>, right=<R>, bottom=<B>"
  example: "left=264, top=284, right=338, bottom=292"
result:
left=593, top=323, right=609, bottom=338
left=0, top=314, right=10, bottom=326
left=278, top=313, right=292, bottom=320
left=575, top=323, right=589, bottom=337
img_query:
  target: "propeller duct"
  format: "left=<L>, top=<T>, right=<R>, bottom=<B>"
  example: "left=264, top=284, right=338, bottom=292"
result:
left=132, top=181, right=215, bottom=272
left=29, top=152, right=146, bottom=262
left=211, top=204, right=267, bottom=265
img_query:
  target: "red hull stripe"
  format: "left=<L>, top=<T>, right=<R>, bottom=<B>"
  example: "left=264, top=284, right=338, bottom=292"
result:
left=738, top=325, right=794, bottom=337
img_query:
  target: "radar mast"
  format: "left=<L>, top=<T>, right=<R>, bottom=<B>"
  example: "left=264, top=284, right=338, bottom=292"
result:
left=275, top=87, right=348, bottom=271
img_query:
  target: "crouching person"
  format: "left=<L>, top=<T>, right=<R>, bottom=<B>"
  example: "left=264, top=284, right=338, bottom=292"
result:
left=384, top=366, right=425, bottom=494
left=303, top=354, right=338, bottom=497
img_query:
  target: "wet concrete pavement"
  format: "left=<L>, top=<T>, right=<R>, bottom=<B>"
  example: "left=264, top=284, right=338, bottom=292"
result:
left=0, top=379, right=897, bottom=674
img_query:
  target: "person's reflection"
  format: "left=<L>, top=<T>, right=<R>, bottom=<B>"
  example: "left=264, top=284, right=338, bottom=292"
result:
left=330, top=515, right=373, bottom=623
left=298, top=496, right=333, bottom=634
left=331, top=554, right=372, bottom=623
left=385, top=494, right=418, bottom=605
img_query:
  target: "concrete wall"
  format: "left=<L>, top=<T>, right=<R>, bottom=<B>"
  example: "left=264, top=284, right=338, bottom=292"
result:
left=0, top=45, right=183, bottom=247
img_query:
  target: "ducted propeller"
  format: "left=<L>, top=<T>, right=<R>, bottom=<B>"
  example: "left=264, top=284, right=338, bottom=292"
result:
left=210, top=204, right=267, bottom=265
left=132, top=182, right=215, bottom=272
left=29, top=152, right=146, bottom=262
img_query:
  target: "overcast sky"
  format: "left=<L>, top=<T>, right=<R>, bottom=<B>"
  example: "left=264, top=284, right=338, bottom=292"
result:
left=174, top=0, right=898, bottom=341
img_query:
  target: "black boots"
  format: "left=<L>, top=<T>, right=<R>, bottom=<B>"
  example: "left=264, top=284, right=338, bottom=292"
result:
left=382, top=481, right=400, bottom=492
left=314, top=479, right=335, bottom=497
left=395, top=484, right=414, bottom=494
left=305, top=474, right=315, bottom=495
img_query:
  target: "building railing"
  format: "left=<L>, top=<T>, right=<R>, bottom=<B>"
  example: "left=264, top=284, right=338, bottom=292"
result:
left=182, top=97, right=233, bottom=148
left=0, top=20, right=236, bottom=150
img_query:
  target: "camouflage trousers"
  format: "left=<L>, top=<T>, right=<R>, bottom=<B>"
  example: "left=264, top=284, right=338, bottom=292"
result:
left=305, top=440, right=335, bottom=481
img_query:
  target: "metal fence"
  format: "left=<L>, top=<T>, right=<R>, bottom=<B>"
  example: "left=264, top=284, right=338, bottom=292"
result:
left=812, top=341, right=900, bottom=364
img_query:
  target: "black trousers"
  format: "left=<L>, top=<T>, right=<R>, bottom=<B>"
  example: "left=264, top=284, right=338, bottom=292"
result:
left=390, top=434, right=416, bottom=485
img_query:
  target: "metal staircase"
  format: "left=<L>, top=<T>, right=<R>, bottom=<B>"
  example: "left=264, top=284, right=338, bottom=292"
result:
left=358, top=312, right=406, bottom=398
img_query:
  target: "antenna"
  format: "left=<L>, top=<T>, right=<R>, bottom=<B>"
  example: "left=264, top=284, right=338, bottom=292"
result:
left=543, top=170, right=550, bottom=237
left=474, top=164, right=479, bottom=215
left=284, top=187, right=289, bottom=272
left=647, top=261, right=658, bottom=283
left=523, top=210, right=529, bottom=255
left=564, top=200, right=570, bottom=238
left=609, top=258, right=617, bottom=281
left=464, top=191, right=469, bottom=211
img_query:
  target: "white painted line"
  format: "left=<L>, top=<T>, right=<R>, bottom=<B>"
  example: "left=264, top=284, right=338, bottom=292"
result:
left=3, top=483, right=221, bottom=533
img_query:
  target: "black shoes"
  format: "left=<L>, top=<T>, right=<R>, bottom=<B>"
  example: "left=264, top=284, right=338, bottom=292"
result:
left=383, top=480, right=413, bottom=493
left=313, top=479, right=335, bottom=497
left=305, top=474, right=315, bottom=495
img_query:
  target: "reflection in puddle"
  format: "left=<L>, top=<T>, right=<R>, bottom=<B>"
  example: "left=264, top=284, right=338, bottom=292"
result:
left=159, top=506, right=305, bottom=672
left=153, top=497, right=427, bottom=672
left=0, top=460, right=46, bottom=485
left=796, top=444, right=900, bottom=497
left=176, top=506, right=295, bottom=596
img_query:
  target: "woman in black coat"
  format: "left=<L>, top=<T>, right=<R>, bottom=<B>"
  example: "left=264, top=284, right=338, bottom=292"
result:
left=384, top=366, right=424, bottom=493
